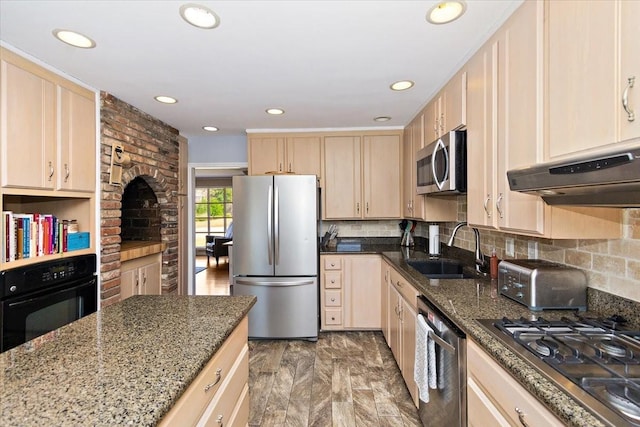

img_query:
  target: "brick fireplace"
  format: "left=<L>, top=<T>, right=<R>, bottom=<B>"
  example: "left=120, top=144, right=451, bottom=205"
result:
left=100, top=92, right=180, bottom=307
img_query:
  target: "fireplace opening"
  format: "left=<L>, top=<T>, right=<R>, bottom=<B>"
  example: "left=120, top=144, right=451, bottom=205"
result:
left=121, top=176, right=160, bottom=242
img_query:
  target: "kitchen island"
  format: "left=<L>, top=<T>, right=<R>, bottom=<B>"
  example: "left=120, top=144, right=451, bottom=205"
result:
left=0, top=295, right=256, bottom=426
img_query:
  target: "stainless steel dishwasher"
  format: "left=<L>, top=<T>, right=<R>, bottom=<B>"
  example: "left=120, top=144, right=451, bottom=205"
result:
left=416, top=295, right=467, bottom=426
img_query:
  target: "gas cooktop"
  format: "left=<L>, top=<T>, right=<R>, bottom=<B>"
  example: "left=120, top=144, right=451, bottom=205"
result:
left=478, top=315, right=640, bottom=426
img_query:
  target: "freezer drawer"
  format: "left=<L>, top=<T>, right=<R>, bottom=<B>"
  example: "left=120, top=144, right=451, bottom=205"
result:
left=233, top=276, right=318, bottom=340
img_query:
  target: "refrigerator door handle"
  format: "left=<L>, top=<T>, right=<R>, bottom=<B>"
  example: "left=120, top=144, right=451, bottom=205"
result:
left=274, top=184, right=280, bottom=265
left=267, top=184, right=274, bottom=265
left=235, top=279, right=315, bottom=287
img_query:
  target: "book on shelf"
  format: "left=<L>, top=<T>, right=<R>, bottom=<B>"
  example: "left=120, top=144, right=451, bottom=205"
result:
left=1, top=212, right=82, bottom=262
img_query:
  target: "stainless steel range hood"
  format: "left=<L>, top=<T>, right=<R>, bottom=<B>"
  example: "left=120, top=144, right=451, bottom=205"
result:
left=507, top=145, right=640, bottom=206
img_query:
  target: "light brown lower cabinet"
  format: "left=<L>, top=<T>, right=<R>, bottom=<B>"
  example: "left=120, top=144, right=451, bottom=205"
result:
left=120, top=253, right=162, bottom=300
left=320, top=254, right=381, bottom=330
left=467, top=339, right=563, bottom=427
left=385, top=263, right=419, bottom=407
left=159, top=317, right=249, bottom=427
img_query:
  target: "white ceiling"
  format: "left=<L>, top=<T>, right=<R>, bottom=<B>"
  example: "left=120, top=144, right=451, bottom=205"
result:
left=0, top=0, right=523, bottom=139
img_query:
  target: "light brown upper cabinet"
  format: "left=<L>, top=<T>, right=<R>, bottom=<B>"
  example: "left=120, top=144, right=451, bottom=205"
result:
left=424, top=71, right=467, bottom=143
left=58, top=87, right=96, bottom=192
left=546, top=0, right=640, bottom=159
left=324, top=133, right=401, bottom=219
left=1, top=48, right=96, bottom=193
left=1, top=58, right=56, bottom=190
left=247, top=135, right=322, bottom=183
left=466, top=0, right=621, bottom=238
left=403, top=111, right=456, bottom=222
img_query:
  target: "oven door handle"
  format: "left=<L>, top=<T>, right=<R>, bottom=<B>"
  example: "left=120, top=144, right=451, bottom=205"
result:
left=428, top=330, right=456, bottom=354
left=6, top=279, right=96, bottom=308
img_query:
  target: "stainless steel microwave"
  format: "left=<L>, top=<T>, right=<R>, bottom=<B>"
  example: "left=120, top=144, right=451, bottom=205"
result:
left=416, top=130, right=467, bottom=195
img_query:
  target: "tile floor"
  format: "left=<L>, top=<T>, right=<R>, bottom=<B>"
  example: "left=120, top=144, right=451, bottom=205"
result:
left=248, top=331, right=421, bottom=427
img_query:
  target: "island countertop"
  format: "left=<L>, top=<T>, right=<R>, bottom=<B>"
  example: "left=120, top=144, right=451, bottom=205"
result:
left=0, top=295, right=256, bottom=426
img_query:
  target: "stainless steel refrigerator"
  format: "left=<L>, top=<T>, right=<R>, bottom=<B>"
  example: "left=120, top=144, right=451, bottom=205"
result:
left=232, top=175, right=318, bottom=340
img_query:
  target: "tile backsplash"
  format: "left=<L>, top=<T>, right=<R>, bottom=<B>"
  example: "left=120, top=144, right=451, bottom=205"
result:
left=324, top=199, right=640, bottom=303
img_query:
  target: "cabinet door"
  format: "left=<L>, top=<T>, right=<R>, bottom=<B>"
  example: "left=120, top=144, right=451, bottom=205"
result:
left=424, top=98, right=439, bottom=142
left=402, top=125, right=413, bottom=218
left=344, top=255, right=381, bottom=329
left=120, top=267, right=138, bottom=300
left=285, top=136, right=321, bottom=178
left=323, top=136, right=361, bottom=219
left=141, top=260, right=162, bottom=295
left=401, top=298, right=419, bottom=407
left=388, top=285, right=402, bottom=362
left=381, top=262, right=390, bottom=345
left=444, top=71, right=467, bottom=133
left=620, top=0, right=640, bottom=142
left=495, top=0, right=545, bottom=235
left=58, top=87, right=96, bottom=192
left=546, top=0, right=617, bottom=158
left=248, top=137, right=285, bottom=175
left=1, top=59, right=56, bottom=189
left=466, top=42, right=497, bottom=229
left=362, top=135, right=401, bottom=218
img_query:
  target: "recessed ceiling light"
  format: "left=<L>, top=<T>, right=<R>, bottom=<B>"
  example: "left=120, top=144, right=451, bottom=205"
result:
left=390, top=80, right=414, bottom=91
left=179, top=3, right=220, bottom=29
left=203, top=126, right=219, bottom=132
left=374, top=116, right=392, bottom=122
left=154, top=95, right=178, bottom=104
left=266, top=108, right=285, bottom=115
left=426, top=1, right=466, bottom=25
left=52, top=29, right=96, bottom=48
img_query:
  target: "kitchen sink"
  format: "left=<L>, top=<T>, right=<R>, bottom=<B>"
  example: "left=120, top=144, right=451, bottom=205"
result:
left=406, top=258, right=473, bottom=279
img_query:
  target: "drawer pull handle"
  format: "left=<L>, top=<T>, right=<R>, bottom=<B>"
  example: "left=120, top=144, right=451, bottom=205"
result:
left=204, top=368, right=222, bottom=392
left=397, top=280, right=402, bottom=287
left=331, top=316, right=336, bottom=320
left=330, top=263, right=335, bottom=267
left=217, top=414, right=224, bottom=425
left=515, top=407, right=529, bottom=427
left=623, top=76, right=636, bottom=122
left=330, top=298, right=336, bottom=302
left=330, top=280, right=335, bottom=284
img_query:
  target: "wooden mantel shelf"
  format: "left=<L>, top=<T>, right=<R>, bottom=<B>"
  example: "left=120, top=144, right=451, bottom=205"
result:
left=120, top=241, right=166, bottom=262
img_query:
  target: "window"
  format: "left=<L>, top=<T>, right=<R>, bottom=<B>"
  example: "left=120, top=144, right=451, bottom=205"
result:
left=195, top=186, right=232, bottom=248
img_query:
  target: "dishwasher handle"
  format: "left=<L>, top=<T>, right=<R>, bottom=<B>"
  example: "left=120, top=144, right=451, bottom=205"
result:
left=428, top=329, right=456, bottom=354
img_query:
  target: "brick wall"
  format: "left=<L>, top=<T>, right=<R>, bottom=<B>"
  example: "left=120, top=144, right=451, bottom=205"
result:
left=100, top=92, right=180, bottom=306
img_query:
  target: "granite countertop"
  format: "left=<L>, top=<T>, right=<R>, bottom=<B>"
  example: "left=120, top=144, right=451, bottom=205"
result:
left=381, top=249, right=606, bottom=427
left=0, top=295, right=256, bottom=426
left=321, top=239, right=612, bottom=426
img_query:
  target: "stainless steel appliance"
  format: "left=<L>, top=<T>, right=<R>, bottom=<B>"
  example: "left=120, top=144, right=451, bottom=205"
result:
left=507, top=144, right=640, bottom=206
left=232, top=175, right=318, bottom=340
left=499, top=259, right=587, bottom=311
left=478, top=315, right=640, bottom=426
left=0, top=254, right=97, bottom=352
left=417, top=295, right=466, bottom=426
left=416, top=130, right=467, bottom=195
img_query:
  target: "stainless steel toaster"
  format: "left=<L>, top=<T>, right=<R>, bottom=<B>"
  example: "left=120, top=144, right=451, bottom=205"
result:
left=498, top=259, right=587, bottom=311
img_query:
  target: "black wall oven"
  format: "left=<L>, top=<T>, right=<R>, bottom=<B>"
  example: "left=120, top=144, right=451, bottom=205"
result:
left=1, top=254, right=97, bottom=352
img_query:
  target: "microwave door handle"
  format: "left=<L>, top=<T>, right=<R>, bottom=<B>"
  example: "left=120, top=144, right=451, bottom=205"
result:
left=431, top=138, right=448, bottom=190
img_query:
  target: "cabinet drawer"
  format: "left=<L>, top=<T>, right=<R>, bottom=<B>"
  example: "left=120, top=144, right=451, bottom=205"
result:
left=323, top=256, right=342, bottom=270
left=324, top=309, right=343, bottom=325
left=323, top=271, right=342, bottom=289
left=198, top=345, right=249, bottom=427
left=159, top=317, right=248, bottom=426
left=467, top=340, right=563, bottom=427
left=390, top=269, right=419, bottom=309
left=324, top=290, right=342, bottom=307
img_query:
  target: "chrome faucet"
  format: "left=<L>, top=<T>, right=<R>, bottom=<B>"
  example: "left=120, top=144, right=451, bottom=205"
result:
left=447, top=222, right=488, bottom=275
